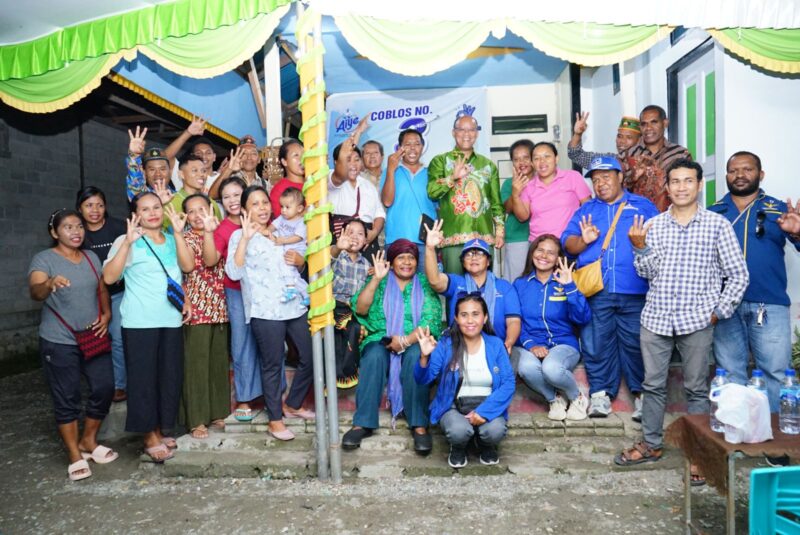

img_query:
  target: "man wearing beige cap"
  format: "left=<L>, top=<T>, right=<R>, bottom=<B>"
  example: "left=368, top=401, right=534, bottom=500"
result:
left=567, top=112, right=642, bottom=171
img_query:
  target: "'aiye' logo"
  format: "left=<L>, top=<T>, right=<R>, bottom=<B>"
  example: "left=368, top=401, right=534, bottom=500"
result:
left=335, top=109, right=360, bottom=134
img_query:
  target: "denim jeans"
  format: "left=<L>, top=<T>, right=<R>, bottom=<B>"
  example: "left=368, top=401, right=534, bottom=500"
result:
left=353, top=342, right=429, bottom=429
left=225, top=287, right=262, bottom=403
left=439, top=408, right=507, bottom=448
left=640, top=326, right=713, bottom=450
left=580, top=289, right=645, bottom=398
left=517, top=344, right=581, bottom=401
left=713, top=301, right=791, bottom=412
left=109, top=291, right=126, bottom=390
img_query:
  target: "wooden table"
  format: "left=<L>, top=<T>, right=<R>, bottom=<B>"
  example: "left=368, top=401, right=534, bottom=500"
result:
left=665, top=413, right=800, bottom=534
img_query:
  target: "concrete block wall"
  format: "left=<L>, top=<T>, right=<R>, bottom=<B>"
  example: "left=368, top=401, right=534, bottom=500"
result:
left=0, top=116, right=135, bottom=364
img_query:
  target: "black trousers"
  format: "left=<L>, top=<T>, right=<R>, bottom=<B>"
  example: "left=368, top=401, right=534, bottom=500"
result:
left=122, top=327, right=183, bottom=433
left=250, top=314, right=314, bottom=421
left=39, top=338, right=113, bottom=425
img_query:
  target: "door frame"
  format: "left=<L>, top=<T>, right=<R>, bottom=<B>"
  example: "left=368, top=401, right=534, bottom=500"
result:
left=666, top=38, right=714, bottom=143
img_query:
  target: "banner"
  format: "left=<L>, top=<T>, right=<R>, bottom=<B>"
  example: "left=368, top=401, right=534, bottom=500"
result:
left=326, top=87, right=490, bottom=166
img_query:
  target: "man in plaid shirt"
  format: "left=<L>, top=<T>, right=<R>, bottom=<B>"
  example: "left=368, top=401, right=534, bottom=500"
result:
left=615, top=158, right=748, bottom=481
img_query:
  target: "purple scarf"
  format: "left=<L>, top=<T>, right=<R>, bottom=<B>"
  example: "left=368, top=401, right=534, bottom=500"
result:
left=383, top=271, right=424, bottom=427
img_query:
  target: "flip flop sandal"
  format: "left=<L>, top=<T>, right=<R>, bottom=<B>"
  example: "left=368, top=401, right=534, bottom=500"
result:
left=80, top=445, right=119, bottom=464
left=690, top=473, right=707, bottom=487
left=161, top=437, right=178, bottom=450
left=190, top=426, right=209, bottom=439
left=68, top=459, right=92, bottom=481
left=234, top=408, right=254, bottom=422
left=209, top=419, right=226, bottom=429
left=614, top=441, right=663, bottom=466
left=144, top=443, right=174, bottom=463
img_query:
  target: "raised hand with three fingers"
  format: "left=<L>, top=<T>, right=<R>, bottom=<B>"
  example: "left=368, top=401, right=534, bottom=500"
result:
left=579, top=214, right=600, bottom=245
left=152, top=179, right=174, bottom=205
left=186, top=115, right=207, bottom=136
left=778, top=198, right=800, bottom=235
left=627, top=214, right=650, bottom=250
left=424, top=219, right=445, bottom=249
left=371, top=250, right=390, bottom=281
left=165, top=205, right=188, bottom=234
left=416, top=326, right=438, bottom=357
left=128, top=126, right=148, bottom=156
left=200, top=207, right=220, bottom=234
left=553, top=256, right=576, bottom=286
left=125, top=214, right=145, bottom=245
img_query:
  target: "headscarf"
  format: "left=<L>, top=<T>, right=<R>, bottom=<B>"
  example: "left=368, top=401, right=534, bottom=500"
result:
left=386, top=238, right=419, bottom=264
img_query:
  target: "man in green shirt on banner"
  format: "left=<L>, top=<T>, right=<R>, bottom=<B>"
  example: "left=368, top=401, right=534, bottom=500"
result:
left=428, top=114, right=504, bottom=274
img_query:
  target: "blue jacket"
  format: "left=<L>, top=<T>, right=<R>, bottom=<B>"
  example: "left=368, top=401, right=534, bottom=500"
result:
left=708, top=190, right=800, bottom=306
left=414, top=333, right=515, bottom=425
left=512, top=277, right=591, bottom=350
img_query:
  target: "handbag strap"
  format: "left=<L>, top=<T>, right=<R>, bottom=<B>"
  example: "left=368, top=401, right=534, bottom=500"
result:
left=141, top=236, right=171, bottom=278
left=45, top=250, right=102, bottom=332
left=600, top=201, right=627, bottom=253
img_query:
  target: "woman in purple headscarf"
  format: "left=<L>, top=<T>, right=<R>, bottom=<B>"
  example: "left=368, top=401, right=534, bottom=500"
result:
left=342, top=239, right=442, bottom=454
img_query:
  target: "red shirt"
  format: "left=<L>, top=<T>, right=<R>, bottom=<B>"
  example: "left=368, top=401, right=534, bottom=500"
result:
left=214, top=218, right=242, bottom=291
left=270, top=178, right=305, bottom=217
left=184, top=231, right=228, bottom=325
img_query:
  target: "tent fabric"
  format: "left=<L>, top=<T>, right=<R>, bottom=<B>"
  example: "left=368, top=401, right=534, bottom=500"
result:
left=0, top=0, right=293, bottom=81
left=507, top=21, right=673, bottom=67
left=708, top=28, right=800, bottom=74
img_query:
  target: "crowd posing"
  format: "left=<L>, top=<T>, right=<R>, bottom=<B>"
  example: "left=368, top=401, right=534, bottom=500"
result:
left=29, top=104, right=800, bottom=481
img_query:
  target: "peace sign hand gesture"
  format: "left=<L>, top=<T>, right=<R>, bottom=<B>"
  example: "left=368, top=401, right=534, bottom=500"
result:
left=387, top=146, right=405, bottom=172
left=424, top=219, right=444, bottom=249
left=416, top=326, right=438, bottom=357
left=125, top=214, right=144, bottom=245
left=371, top=250, right=390, bottom=281
left=627, top=214, right=650, bottom=249
left=778, top=198, right=800, bottom=235
left=573, top=111, right=590, bottom=135
left=553, top=256, right=575, bottom=286
left=579, top=214, right=600, bottom=245
left=128, top=126, right=148, bottom=156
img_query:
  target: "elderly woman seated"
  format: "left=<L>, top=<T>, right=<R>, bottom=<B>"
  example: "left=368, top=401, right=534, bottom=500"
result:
left=341, top=239, right=442, bottom=454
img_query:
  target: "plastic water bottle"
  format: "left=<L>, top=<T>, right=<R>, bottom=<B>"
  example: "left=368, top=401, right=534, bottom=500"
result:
left=709, top=368, right=728, bottom=432
left=779, top=369, right=799, bottom=435
left=748, top=369, right=767, bottom=393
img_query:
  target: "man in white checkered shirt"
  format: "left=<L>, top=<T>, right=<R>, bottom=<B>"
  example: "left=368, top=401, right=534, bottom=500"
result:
left=614, top=158, right=748, bottom=481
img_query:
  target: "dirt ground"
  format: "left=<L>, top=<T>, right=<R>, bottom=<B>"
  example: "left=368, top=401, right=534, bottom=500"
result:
left=0, top=370, right=749, bottom=534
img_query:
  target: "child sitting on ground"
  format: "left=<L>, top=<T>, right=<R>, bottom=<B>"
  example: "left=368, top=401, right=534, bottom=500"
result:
left=331, top=218, right=372, bottom=388
left=266, top=187, right=308, bottom=304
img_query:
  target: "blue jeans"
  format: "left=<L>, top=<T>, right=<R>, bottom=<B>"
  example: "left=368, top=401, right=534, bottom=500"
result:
left=109, top=291, right=126, bottom=390
left=580, top=289, right=645, bottom=398
left=353, top=342, right=429, bottom=429
left=439, top=408, right=507, bottom=448
left=225, top=287, right=262, bottom=402
left=517, top=344, right=581, bottom=401
left=713, top=301, right=791, bottom=412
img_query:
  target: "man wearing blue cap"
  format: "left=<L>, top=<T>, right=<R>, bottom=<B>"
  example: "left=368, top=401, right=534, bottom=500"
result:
left=562, top=156, right=659, bottom=419
left=424, top=219, right=521, bottom=355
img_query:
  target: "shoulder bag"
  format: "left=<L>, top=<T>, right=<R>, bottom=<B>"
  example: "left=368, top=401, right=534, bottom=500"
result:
left=572, top=202, right=626, bottom=298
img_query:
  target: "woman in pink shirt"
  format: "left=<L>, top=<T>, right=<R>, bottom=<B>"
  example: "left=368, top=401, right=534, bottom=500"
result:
left=269, top=140, right=305, bottom=218
left=510, top=142, right=592, bottom=241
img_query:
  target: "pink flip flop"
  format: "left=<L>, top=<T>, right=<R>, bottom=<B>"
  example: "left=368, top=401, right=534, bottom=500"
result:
left=269, top=428, right=296, bottom=441
left=80, top=445, right=119, bottom=464
left=68, top=459, right=92, bottom=481
left=144, top=443, right=174, bottom=463
left=161, top=437, right=178, bottom=450
left=284, top=407, right=315, bottom=420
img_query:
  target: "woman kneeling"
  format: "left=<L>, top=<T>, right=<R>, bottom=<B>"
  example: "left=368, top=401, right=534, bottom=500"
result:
left=415, top=294, right=515, bottom=468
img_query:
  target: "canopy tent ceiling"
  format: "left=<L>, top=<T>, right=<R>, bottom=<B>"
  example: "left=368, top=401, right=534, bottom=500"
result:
left=0, top=0, right=799, bottom=118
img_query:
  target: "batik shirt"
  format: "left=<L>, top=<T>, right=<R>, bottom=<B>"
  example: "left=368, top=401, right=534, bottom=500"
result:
left=184, top=231, right=228, bottom=325
left=620, top=140, right=691, bottom=212
left=428, top=148, right=504, bottom=247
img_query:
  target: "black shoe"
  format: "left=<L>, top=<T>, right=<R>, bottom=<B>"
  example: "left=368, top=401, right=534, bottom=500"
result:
left=766, top=455, right=790, bottom=467
left=412, top=430, right=432, bottom=455
left=342, top=427, right=373, bottom=450
left=448, top=445, right=468, bottom=468
left=479, top=445, right=499, bottom=465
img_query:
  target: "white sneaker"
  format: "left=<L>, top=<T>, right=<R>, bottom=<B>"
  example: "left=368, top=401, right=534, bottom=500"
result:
left=548, top=395, right=568, bottom=421
left=632, top=395, right=643, bottom=423
left=588, top=391, right=612, bottom=418
left=566, top=393, right=589, bottom=421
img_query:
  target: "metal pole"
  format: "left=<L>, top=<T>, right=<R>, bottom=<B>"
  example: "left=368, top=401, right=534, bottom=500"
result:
left=684, top=457, right=692, bottom=535
left=323, top=325, right=342, bottom=482
left=311, top=330, right=329, bottom=480
left=726, top=454, right=737, bottom=535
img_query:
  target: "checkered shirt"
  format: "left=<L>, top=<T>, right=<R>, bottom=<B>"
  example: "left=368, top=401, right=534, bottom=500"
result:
left=332, top=251, right=371, bottom=304
left=634, top=205, right=749, bottom=336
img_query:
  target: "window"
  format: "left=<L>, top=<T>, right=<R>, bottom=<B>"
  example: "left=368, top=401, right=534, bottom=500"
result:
left=491, top=115, right=548, bottom=135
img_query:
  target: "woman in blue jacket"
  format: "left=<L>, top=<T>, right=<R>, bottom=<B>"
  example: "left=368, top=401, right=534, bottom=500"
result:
left=513, top=234, right=591, bottom=421
left=415, top=294, right=515, bottom=469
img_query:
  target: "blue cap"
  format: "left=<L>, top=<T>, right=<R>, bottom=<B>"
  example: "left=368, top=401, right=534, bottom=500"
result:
left=460, top=238, right=491, bottom=258
left=584, top=155, right=622, bottom=178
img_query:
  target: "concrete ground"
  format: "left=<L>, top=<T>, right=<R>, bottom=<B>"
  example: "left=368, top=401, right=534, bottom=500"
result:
left=0, top=369, right=762, bottom=534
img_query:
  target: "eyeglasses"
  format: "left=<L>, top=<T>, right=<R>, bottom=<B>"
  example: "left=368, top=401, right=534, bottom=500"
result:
left=463, top=250, right=488, bottom=259
left=755, top=210, right=766, bottom=238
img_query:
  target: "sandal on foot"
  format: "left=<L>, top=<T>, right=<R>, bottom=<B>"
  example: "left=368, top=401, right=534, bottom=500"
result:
left=689, top=465, right=706, bottom=487
left=234, top=408, right=254, bottom=422
left=161, top=437, right=178, bottom=450
left=144, top=443, right=174, bottom=463
left=190, top=425, right=209, bottom=439
left=210, top=419, right=225, bottom=429
left=283, top=406, right=315, bottom=420
left=80, top=445, right=119, bottom=464
left=614, top=441, right=663, bottom=466
left=68, top=459, right=92, bottom=481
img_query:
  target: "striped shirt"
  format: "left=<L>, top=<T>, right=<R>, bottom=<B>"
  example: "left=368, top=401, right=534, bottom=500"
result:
left=566, top=143, right=618, bottom=171
left=634, top=205, right=748, bottom=336
left=621, top=140, right=691, bottom=212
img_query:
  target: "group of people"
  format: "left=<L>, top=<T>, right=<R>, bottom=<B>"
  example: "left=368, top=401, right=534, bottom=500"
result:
left=30, top=103, right=800, bottom=479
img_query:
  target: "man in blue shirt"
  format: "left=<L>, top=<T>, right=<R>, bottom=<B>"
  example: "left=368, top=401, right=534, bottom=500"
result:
left=709, top=151, right=800, bottom=412
left=380, top=129, right=438, bottom=272
left=562, top=156, right=659, bottom=419
left=424, top=223, right=521, bottom=354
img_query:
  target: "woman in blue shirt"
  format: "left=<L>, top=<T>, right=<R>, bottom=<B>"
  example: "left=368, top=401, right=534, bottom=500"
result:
left=415, top=294, right=515, bottom=469
left=513, top=234, right=591, bottom=421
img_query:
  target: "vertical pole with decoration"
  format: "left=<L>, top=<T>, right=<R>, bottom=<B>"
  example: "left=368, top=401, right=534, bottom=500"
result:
left=295, top=2, right=342, bottom=483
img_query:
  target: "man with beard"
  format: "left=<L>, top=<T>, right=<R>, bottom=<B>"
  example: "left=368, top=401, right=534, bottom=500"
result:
left=709, top=151, right=800, bottom=413
left=567, top=112, right=641, bottom=170
left=380, top=129, right=438, bottom=271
